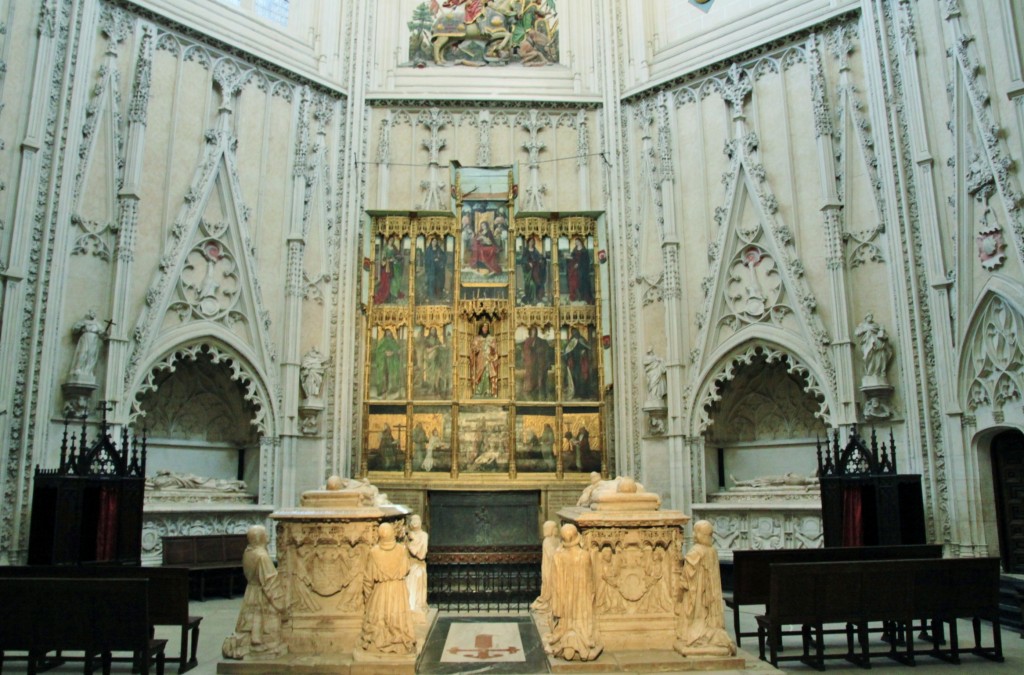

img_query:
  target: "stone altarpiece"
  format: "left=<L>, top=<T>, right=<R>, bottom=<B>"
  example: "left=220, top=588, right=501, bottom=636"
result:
left=364, top=165, right=608, bottom=517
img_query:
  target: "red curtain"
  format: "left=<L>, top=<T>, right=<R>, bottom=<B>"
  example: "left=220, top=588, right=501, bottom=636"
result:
left=841, top=486, right=863, bottom=547
left=95, top=487, right=119, bottom=561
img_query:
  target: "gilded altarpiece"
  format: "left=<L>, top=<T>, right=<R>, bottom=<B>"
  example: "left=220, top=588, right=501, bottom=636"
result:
left=363, top=166, right=606, bottom=485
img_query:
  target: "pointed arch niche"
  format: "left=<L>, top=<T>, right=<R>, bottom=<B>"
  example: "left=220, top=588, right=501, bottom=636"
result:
left=135, top=347, right=260, bottom=494
left=131, top=342, right=277, bottom=564
left=958, top=288, right=1024, bottom=561
left=698, top=344, right=827, bottom=492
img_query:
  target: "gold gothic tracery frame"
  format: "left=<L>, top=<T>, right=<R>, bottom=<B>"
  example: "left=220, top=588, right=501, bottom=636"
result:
left=362, top=166, right=607, bottom=481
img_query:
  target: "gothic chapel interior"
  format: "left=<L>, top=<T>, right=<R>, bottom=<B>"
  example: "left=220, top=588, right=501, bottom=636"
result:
left=1, top=0, right=1024, bottom=587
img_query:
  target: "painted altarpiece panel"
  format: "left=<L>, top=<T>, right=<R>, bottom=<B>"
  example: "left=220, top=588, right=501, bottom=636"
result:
left=561, top=323, right=598, bottom=402
left=561, top=409, right=601, bottom=474
left=559, top=234, right=596, bottom=306
left=412, top=318, right=452, bottom=400
left=415, top=234, right=454, bottom=304
left=517, top=235, right=553, bottom=306
left=365, top=407, right=408, bottom=472
left=515, top=407, right=558, bottom=473
left=411, top=406, right=452, bottom=474
left=515, top=322, right=556, bottom=401
left=458, top=406, right=511, bottom=474
left=371, top=235, right=411, bottom=306
left=368, top=324, right=407, bottom=401
left=460, top=200, right=510, bottom=286
left=362, top=166, right=607, bottom=480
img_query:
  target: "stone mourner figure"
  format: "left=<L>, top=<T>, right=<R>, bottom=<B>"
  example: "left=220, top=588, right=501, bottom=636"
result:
left=360, top=522, right=415, bottom=654
left=675, top=520, right=737, bottom=657
left=222, top=525, right=287, bottom=659
left=545, top=523, right=603, bottom=661
left=405, top=514, right=429, bottom=617
left=530, top=520, right=559, bottom=613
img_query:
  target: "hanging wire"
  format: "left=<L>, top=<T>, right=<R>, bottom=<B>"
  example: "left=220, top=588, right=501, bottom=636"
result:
left=355, top=152, right=609, bottom=168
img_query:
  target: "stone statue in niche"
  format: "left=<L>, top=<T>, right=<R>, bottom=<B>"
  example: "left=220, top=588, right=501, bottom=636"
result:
left=643, top=346, right=667, bottom=408
left=146, top=469, right=247, bottom=492
left=530, top=520, right=559, bottom=613
left=405, top=514, right=429, bottom=618
left=674, top=520, right=736, bottom=657
left=67, top=309, right=109, bottom=386
left=300, top=348, right=328, bottom=400
left=222, top=525, right=288, bottom=659
left=855, top=313, right=894, bottom=387
left=360, top=522, right=415, bottom=654
left=545, top=523, right=603, bottom=661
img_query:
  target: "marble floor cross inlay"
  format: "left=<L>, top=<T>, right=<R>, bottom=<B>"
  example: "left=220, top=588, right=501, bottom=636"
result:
left=441, top=622, right=527, bottom=663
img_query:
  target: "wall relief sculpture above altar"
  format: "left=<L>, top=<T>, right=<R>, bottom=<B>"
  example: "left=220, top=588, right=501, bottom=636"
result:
left=407, top=0, right=559, bottom=67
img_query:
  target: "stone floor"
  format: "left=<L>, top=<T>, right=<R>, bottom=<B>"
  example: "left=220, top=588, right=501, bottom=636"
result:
left=5, top=598, right=1023, bottom=674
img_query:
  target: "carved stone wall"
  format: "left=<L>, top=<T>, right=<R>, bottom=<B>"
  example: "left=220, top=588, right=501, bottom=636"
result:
left=1, top=0, right=1023, bottom=564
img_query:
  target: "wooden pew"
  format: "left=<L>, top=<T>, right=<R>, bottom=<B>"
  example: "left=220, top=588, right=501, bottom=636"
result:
left=754, top=557, right=1003, bottom=670
left=0, top=577, right=166, bottom=675
left=0, top=566, right=200, bottom=673
left=727, top=544, right=942, bottom=646
left=162, top=533, right=247, bottom=601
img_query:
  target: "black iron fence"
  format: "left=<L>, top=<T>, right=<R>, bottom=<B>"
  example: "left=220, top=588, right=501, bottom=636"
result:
left=427, top=545, right=541, bottom=611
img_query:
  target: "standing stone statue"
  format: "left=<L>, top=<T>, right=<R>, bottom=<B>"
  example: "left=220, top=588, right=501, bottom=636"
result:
left=300, top=348, right=328, bottom=400
left=530, top=520, right=559, bottom=613
left=674, top=520, right=736, bottom=657
left=854, top=313, right=893, bottom=387
left=642, top=346, right=667, bottom=408
left=545, top=523, right=603, bottom=661
left=405, top=514, right=429, bottom=617
left=67, top=310, right=108, bottom=386
left=222, top=525, right=287, bottom=659
left=360, top=522, right=415, bottom=654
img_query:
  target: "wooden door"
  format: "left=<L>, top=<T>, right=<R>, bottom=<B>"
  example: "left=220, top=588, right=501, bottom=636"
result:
left=992, top=429, right=1024, bottom=573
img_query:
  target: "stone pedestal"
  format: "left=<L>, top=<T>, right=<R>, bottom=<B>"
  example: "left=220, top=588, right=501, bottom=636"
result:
left=272, top=493, right=411, bottom=655
left=557, top=506, right=689, bottom=652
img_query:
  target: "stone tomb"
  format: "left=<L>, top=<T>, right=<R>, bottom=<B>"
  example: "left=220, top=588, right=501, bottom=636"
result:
left=556, top=506, right=686, bottom=652
left=559, top=477, right=684, bottom=651
left=549, top=477, right=744, bottom=671
left=271, top=479, right=411, bottom=656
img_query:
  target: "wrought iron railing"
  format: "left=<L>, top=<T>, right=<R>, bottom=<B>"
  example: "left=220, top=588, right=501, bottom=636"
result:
left=427, top=545, right=541, bottom=611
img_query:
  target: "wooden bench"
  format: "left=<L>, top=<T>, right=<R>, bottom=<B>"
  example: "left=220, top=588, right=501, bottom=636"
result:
left=0, top=577, right=167, bottom=674
left=162, top=533, right=247, bottom=601
left=0, top=566, right=200, bottom=673
left=727, top=544, right=942, bottom=646
left=755, top=557, right=1003, bottom=670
